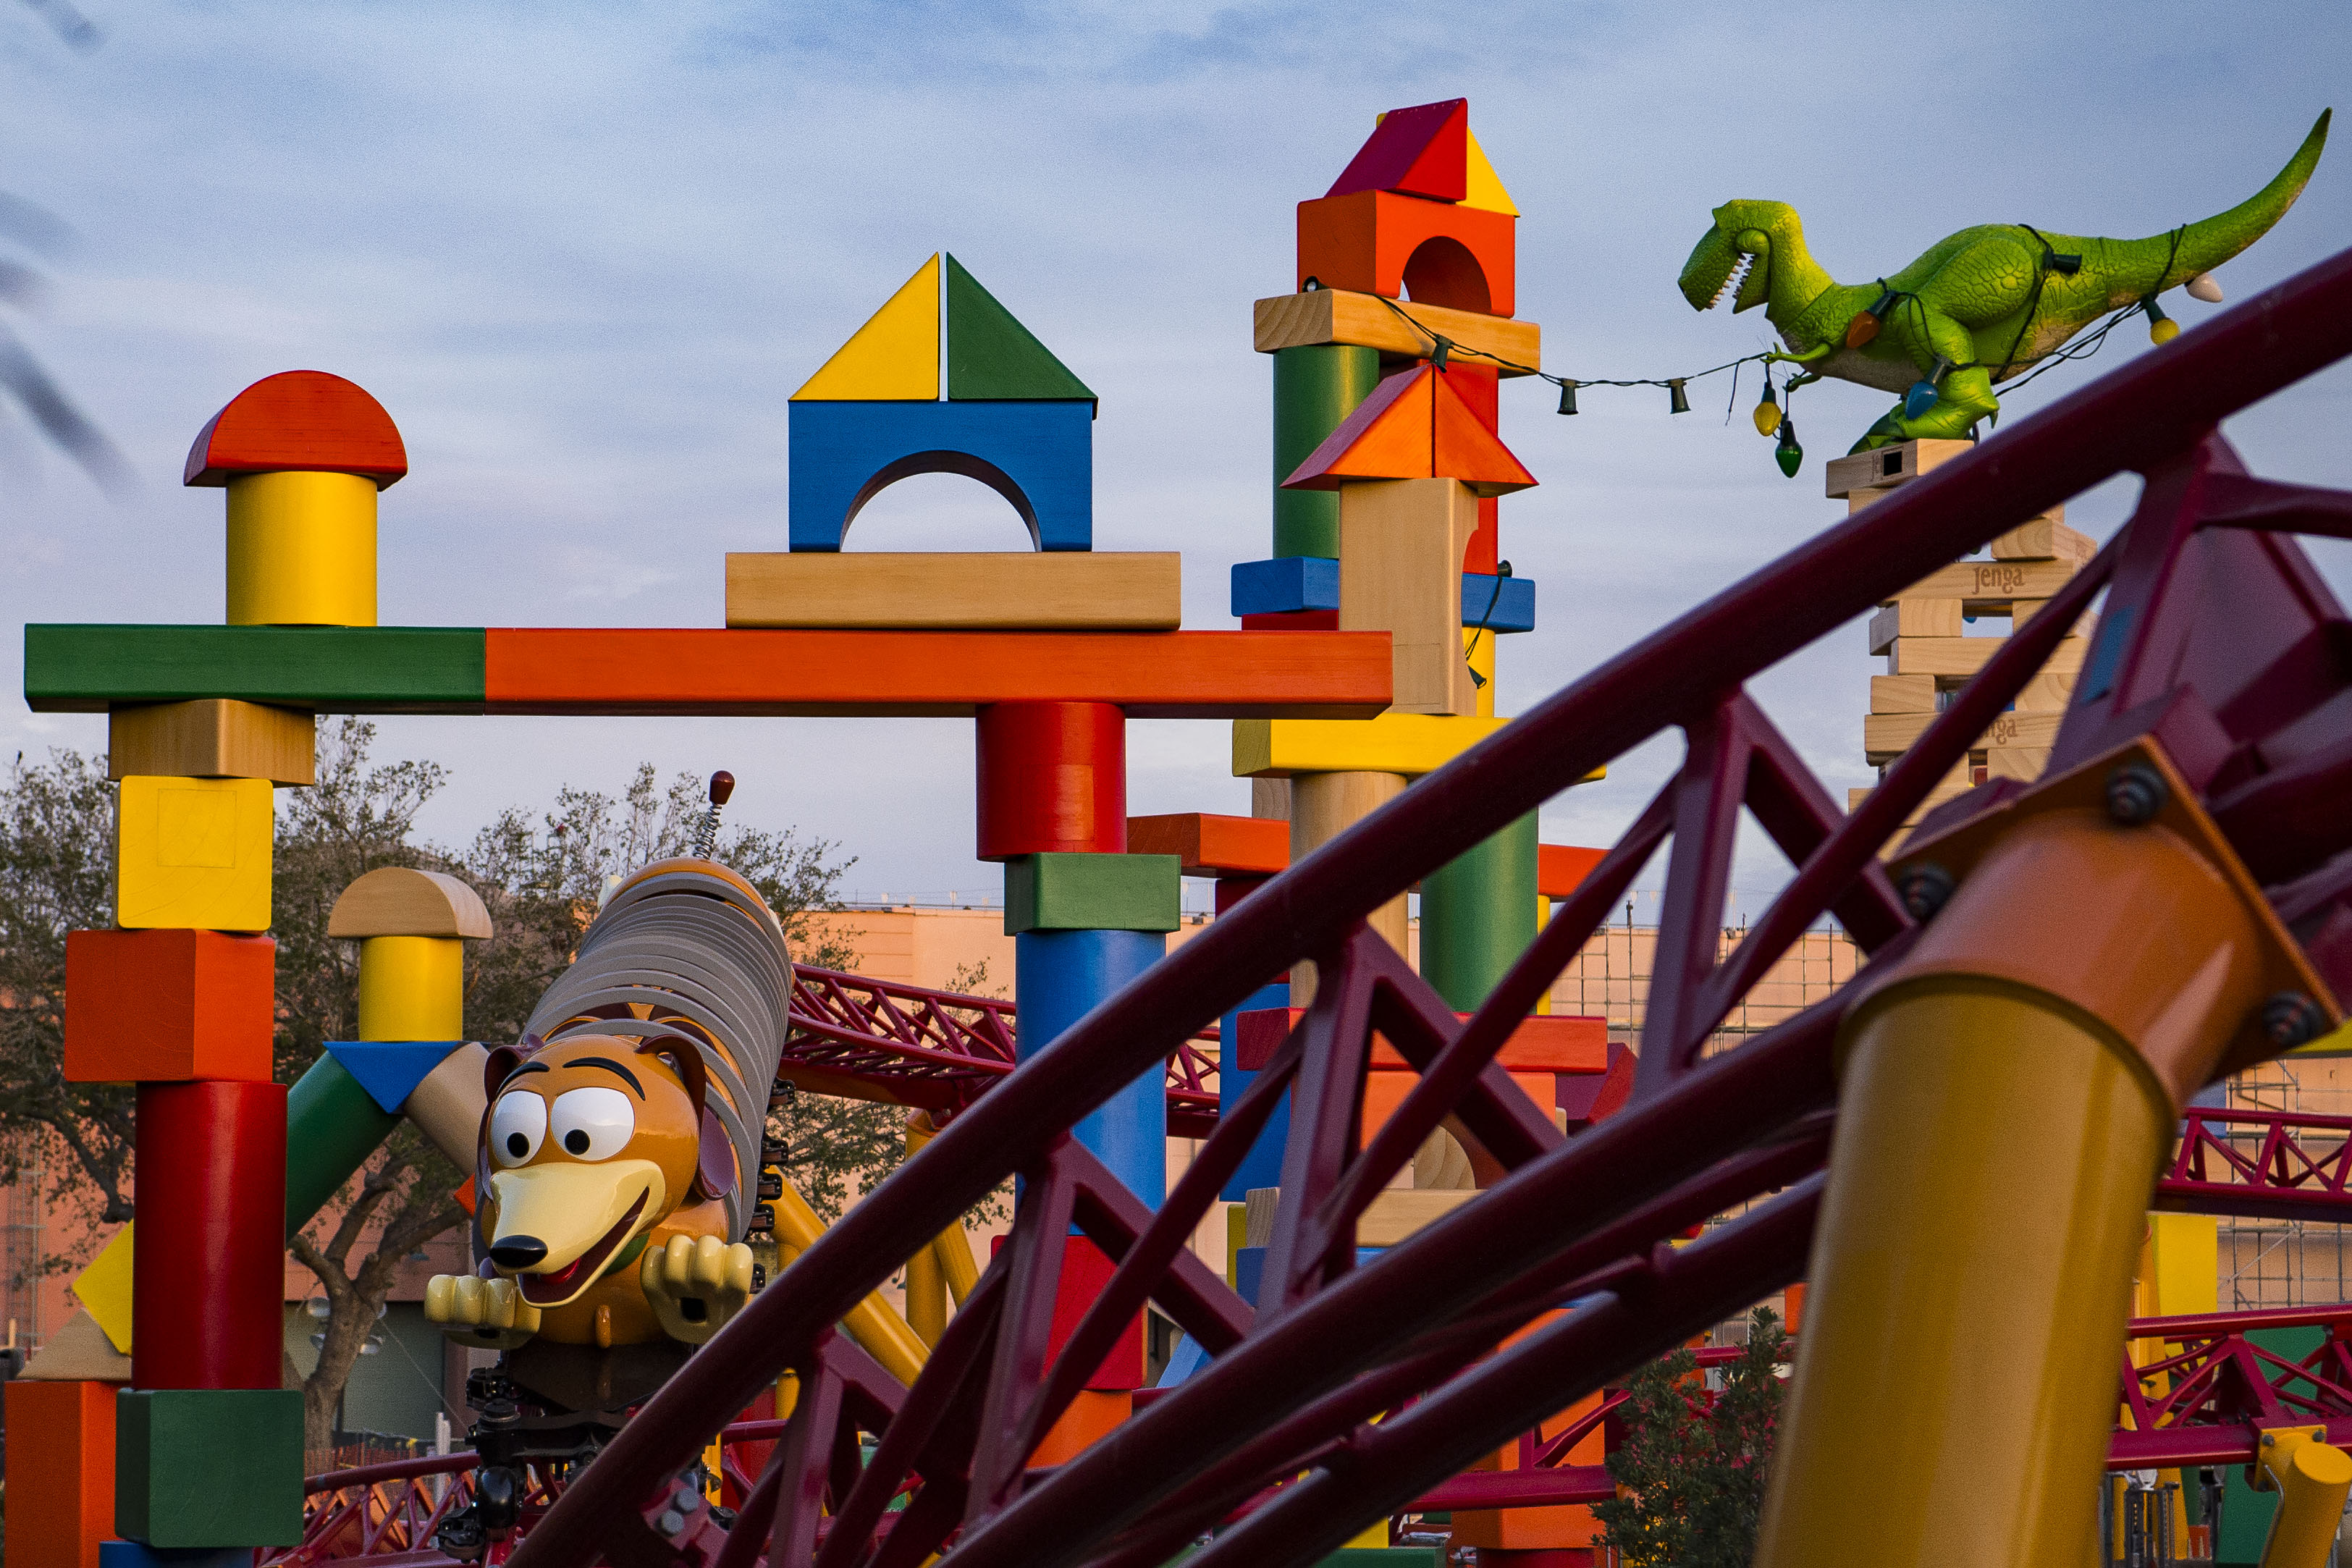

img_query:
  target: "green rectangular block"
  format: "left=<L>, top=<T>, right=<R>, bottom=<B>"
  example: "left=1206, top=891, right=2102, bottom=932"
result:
left=1313, top=1551, right=1441, bottom=1567
left=1005, top=853, right=1181, bottom=935
left=117, top=1388, right=304, bottom=1546
left=25, top=625, right=488, bottom=712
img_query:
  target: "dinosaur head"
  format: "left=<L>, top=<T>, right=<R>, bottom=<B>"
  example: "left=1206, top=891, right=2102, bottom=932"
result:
left=476, top=1032, right=718, bottom=1310
left=1679, top=201, right=1796, bottom=314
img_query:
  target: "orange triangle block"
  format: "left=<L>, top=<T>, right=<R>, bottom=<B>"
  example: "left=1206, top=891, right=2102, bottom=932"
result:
left=1282, top=365, right=1536, bottom=497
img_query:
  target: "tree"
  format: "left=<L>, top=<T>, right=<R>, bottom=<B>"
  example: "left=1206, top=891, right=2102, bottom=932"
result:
left=0, top=749, right=129, bottom=1245
left=1593, top=1305, right=1786, bottom=1568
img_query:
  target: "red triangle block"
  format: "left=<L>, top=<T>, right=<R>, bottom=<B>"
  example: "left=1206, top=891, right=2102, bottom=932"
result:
left=1325, top=99, right=1468, bottom=203
left=1282, top=365, right=1536, bottom=497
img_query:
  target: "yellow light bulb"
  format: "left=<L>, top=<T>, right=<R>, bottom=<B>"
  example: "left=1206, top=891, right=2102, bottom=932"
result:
left=1753, top=401, right=1782, bottom=437
left=2149, top=316, right=2180, bottom=345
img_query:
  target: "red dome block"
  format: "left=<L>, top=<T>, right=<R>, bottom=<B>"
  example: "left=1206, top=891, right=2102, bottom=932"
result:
left=184, top=370, right=408, bottom=489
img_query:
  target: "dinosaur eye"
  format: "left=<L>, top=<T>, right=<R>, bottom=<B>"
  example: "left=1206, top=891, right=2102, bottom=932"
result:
left=550, top=1087, right=635, bottom=1162
left=490, top=1092, right=547, bottom=1168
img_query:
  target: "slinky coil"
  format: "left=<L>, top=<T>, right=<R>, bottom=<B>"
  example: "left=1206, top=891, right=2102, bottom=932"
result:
left=521, top=860, right=791, bottom=1240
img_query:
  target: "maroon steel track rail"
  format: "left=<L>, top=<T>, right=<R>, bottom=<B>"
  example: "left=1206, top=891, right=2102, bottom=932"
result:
left=2159, top=1108, right=2352, bottom=1221
left=783, top=966, right=1218, bottom=1134
left=510, top=246, right=2352, bottom=1568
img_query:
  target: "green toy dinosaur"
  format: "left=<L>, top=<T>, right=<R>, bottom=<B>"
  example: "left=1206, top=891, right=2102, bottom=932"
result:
left=1679, top=111, right=2330, bottom=453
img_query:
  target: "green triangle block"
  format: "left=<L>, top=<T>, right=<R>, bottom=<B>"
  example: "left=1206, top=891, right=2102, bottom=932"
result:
left=945, top=254, right=1096, bottom=402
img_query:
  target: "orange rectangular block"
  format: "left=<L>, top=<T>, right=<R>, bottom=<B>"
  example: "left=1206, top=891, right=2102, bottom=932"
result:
left=4, top=1380, right=115, bottom=1568
left=1027, top=1389, right=1129, bottom=1470
left=1125, top=813, right=1289, bottom=877
left=1234, top=1008, right=1606, bottom=1074
left=1297, top=190, right=1517, bottom=317
left=64, top=929, right=275, bottom=1082
left=1361, top=1066, right=1554, bottom=1147
left=1538, top=845, right=1604, bottom=899
left=481, top=629, right=1393, bottom=720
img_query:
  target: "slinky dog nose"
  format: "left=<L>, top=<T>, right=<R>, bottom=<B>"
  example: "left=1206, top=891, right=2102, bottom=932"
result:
left=489, top=1236, right=548, bottom=1269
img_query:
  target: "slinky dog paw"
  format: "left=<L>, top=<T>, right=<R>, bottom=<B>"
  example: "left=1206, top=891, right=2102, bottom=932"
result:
left=639, top=1234, right=756, bottom=1344
left=424, top=1273, right=542, bottom=1349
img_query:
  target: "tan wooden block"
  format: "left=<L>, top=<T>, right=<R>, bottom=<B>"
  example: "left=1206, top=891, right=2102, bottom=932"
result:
left=1871, top=674, right=1939, bottom=715
left=1864, top=707, right=2063, bottom=765
left=1339, top=478, right=1478, bottom=716
left=1359, top=1186, right=1478, bottom=1247
left=1885, top=558, right=2078, bottom=610
left=1253, top=290, right=1543, bottom=376
left=724, top=552, right=1182, bottom=631
left=1991, top=512, right=2095, bottom=563
left=1847, top=786, right=1873, bottom=813
left=1888, top=637, right=1997, bottom=678
left=1987, top=746, right=2052, bottom=783
left=1868, top=599, right=1962, bottom=654
left=2013, top=599, right=2096, bottom=640
left=2015, top=673, right=2075, bottom=712
left=1824, top=439, right=1974, bottom=500
left=1975, top=710, right=2062, bottom=754
left=328, top=866, right=492, bottom=938
left=108, top=699, right=314, bottom=785
left=1290, top=770, right=1407, bottom=1004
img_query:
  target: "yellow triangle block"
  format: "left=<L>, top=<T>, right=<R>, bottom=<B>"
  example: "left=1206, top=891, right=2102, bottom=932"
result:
left=71, top=1222, right=134, bottom=1353
left=1462, top=130, right=1519, bottom=216
left=792, top=254, right=940, bottom=401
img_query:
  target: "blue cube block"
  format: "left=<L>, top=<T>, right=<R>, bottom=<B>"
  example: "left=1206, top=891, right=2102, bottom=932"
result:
left=788, top=399, right=1094, bottom=551
left=1231, top=557, right=1340, bottom=617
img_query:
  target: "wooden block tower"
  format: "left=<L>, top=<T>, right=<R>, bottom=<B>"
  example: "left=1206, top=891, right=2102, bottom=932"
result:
left=13, top=374, right=408, bottom=1568
left=1834, top=440, right=2098, bottom=834
left=1236, top=97, right=1550, bottom=1024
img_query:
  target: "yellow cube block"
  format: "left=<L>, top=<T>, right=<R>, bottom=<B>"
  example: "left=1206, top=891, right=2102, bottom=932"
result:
left=116, top=775, right=273, bottom=931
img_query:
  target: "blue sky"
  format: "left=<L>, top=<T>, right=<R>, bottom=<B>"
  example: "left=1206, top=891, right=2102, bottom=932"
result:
left=1, top=1, right=2346, bottom=916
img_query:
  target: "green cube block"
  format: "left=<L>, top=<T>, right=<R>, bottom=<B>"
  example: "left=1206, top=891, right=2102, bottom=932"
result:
left=1005, top=853, right=1181, bottom=935
left=117, top=1388, right=304, bottom=1546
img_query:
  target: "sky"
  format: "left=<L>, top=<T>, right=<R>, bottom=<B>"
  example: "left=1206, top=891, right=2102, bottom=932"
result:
left=1, top=1, right=2347, bottom=922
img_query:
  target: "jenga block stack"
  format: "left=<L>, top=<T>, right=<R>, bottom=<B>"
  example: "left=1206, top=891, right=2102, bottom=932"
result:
left=1837, top=441, right=2097, bottom=833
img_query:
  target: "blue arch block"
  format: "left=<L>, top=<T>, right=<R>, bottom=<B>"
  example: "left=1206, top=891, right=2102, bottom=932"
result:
left=788, top=400, right=1094, bottom=552
left=1015, top=927, right=1167, bottom=1206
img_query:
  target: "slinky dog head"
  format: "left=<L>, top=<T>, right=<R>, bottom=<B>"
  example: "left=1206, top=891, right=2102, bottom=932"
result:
left=476, top=1032, right=728, bottom=1310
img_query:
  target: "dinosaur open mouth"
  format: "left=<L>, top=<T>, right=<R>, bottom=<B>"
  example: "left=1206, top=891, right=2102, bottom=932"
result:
left=1705, top=251, right=1753, bottom=311
left=518, top=1190, right=649, bottom=1307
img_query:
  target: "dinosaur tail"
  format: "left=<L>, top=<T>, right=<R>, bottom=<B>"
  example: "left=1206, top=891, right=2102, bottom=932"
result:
left=2159, top=109, right=2330, bottom=284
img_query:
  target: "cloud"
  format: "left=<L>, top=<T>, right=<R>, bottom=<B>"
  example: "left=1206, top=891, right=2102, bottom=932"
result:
left=0, top=0, right=2345, bottom=913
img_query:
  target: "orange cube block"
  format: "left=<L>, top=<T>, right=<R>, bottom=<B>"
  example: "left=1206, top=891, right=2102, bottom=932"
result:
left=1027, top=1389, right=1130, bottom=1470
left=4, top=1380, right=116, bottom=1568
left=1297, top=189, right=1517, bottom=317
left=64, top=929, right=275, bottom=1083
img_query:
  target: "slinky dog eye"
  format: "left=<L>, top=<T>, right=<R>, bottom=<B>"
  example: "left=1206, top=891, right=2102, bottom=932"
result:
left=491, top=1091, right=547, bottom=1168
left=551, top=1086, right=635, bottom=1160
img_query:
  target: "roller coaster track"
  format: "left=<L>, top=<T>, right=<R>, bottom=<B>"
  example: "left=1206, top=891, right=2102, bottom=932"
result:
left=288, top=1303, right=2352, bottom=1563
left=483, top=243, right=2352, bottom=1568
left=783, top=966, right=1220, bottom=1136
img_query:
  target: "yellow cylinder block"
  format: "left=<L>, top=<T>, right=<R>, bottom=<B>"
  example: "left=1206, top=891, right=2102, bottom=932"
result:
left=357, top=935, right=465, bottom=1041
left=2256, top=1429, right=2352, bottom=1568
left=1753, top=986, right=2170, bottom=1568
left=227, top=469, right=379, bottom=626
left=772, top=1174, right=930, bottom=1386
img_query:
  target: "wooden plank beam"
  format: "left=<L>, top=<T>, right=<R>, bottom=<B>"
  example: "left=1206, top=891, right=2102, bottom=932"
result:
left=1252, top=289, right=1541, bottom=376
left=725, top=552, right=1181, bottom=631
left=28, top=624, right=1392, bottom=718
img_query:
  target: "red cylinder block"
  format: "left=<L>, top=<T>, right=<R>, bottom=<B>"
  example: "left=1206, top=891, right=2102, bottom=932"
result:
left=974, top=701, right=1126, bottom=861
left=132, top=1080, right=288, bottom=1389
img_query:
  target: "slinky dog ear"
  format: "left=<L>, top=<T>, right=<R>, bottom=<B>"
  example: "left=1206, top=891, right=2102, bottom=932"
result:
left=483, top=1041, right=531, bottom=1103
left=637, top=1036, right=735, bottom=1202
